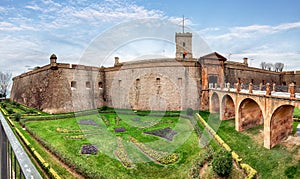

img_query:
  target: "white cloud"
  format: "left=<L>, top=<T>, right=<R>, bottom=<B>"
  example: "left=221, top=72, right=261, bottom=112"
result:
left=198, top=22, right=300, bottom=70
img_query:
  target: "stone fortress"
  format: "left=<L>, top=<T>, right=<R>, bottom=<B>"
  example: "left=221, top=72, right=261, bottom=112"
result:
left=10, top=31, right=300, bottom=114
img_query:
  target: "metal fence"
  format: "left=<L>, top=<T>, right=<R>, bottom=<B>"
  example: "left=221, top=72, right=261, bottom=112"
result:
left=0, top=112, right=42, bottom=179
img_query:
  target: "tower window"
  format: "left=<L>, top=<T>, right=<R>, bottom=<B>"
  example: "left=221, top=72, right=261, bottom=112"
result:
left=183, top=42, right=185, bottom=47
left=71, top=81, right=77, bottom=89
left=98, top=82, right=103, bottom=88
left=86, top=81, right=91, bottom=89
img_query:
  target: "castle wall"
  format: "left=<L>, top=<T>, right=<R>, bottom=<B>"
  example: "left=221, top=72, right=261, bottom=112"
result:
left=11, top=66, right=73, bottom=114
left=225, top=63, right=281, bottom=85
left=281, top=71, right=300, bottom=85
left=11, top=52, right=296, bottom=114
left=11, top=64, right=105, bottom=114
left=104, top=59, right=201, bottom=111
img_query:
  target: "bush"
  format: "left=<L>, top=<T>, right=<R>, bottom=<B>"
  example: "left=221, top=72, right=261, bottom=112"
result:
left=1, top=102, right=6, bottom=108
left=14, top=113, right=21, bottom=121
left=7, top=108, right=14, bottom=114
left=26, top=108, right=35, bottom=114
left=100, top=106, right=108, bottom=111
left=212, top=149, right=233, bottom=177
left=186, top=108, right=194, bottom=116
left=285, top=166, right=297, bottom=179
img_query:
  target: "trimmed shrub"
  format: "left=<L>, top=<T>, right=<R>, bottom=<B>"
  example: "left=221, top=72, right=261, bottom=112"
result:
left=212, top=149, right=233, bottom=177
left=186, top=108, right=194, bottom=116
left=99, top=106, right=108, bottom=111
left=7, top=108, right=14, bottom=114
left=1, top=102, right=6, bottom=108
left=14, top=113, right=21, bottom=122
left=26, top=108, right=35, bottom=114
left=101, top=116, right=110, bottom=126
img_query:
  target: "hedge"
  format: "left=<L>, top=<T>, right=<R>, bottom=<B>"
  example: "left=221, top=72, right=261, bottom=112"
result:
left=195, top=113, right=257, bottom=178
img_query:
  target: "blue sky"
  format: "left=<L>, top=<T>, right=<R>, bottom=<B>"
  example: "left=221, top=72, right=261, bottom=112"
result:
left=1, top=0, right=300, bottom=76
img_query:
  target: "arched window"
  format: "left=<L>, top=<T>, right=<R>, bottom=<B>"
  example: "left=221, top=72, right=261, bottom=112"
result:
left=98, top=82, right=103, bottom=88
left=156, top=78, right=160, bottom=85
left=86, top=81, right=91, bottom=89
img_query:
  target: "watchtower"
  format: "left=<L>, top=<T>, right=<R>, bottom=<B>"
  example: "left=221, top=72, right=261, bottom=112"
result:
left=175, top=32, right=192, bottom=59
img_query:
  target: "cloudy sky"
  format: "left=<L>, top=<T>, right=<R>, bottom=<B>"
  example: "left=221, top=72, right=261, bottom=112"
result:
left=1, top=0, right=300, bottom=76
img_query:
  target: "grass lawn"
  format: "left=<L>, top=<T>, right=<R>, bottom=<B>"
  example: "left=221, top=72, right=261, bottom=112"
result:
left=199, top=112, right=300, bottom=179
left=25, top=113, right=203, bottom=178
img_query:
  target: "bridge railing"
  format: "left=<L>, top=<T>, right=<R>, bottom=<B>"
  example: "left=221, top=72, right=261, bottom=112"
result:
left=209, top=82, right=299, bottom=99
left=0, top=112, right=42, bottom=179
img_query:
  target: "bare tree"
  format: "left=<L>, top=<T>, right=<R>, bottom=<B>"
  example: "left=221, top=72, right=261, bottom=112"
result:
left=0, top=71, right=12, bottom=99
left=260, top=62, right=266, bottom=69
left=274, top=62, right=284, bottom=72
left=265, top=63, right=274, bottom=71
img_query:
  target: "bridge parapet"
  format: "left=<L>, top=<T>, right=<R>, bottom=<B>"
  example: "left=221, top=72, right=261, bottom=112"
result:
left=209, top=82, right=300, bottom=100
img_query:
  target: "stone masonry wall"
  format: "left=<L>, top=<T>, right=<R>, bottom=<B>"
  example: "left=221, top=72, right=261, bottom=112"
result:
left=11, top=64, right=105, bottom=114
left=104, top=59, right=201, bottom=111
left=225, top=64, right=281, bottom=85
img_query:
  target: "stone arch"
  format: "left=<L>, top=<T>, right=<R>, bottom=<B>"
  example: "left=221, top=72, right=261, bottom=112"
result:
left=270, top=105, right=294, bottom=148
left=211, top=92, right=220, bottom=113
left=221, top=94, right=235, bottom=120
left=238, top=98, right=263, bottom=131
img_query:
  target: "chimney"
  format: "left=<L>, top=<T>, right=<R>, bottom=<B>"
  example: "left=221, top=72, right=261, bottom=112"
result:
left=243, top=57, right=248, bottom=66
left=114, top=57, right=119, bottom=66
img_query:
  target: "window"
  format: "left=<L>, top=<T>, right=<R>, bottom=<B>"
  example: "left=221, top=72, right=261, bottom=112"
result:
left=178, top=78, right=182, bottom=86
left=71, top=81, right=77, bottom=88
left=208, top=76, right=218, bottom=84
left=156, top=78, right=160, bottom=85
left=135, top=79, right=140, bottom=89
left=98, top=82, right=103, bottom=88
left=118, top=80, right=122, bottom=87
left=183, top=42, right=185, bottom=47
left=251, top=79, right=254, bottom=84
left=86, top=81, right=91, bottom=89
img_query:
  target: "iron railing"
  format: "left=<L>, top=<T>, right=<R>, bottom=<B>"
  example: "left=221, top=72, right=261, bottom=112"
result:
left=0, top=112, right=42, bottom=179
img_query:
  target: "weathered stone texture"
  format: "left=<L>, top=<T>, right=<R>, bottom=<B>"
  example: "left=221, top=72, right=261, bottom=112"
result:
left=11, top=67, right=73, bottom=114
left=238, top=98, right=263, bottom=131
left=11, top=64, right=105, bottom=114
left=225, top=63, right=280, bottom=85
left=104, top=59, right=200, bottom=111
left=270, top=105, right=294, bottom=148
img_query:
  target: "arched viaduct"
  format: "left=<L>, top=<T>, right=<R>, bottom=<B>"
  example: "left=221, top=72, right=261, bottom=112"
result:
left=209, top=85, right=300, bottom=149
